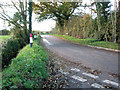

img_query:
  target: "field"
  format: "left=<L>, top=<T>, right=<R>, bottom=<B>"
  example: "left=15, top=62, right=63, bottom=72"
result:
left=0, top=35, right=11, bottom=42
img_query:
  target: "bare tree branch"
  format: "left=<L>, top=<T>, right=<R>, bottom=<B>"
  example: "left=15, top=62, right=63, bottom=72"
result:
left=11, top=0, right=20, bottom=13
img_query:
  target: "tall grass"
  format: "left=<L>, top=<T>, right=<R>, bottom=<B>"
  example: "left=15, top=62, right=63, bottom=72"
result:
left=0, top=35, right=11, bottom=42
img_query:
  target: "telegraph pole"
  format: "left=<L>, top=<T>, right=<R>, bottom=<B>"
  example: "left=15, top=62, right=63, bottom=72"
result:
left=29, top=0, right=33, bottom=34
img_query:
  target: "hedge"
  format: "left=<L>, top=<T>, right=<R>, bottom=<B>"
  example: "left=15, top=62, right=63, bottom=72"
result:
left=2, top=38, right=48, bottom=88
left=2, top=38, right=21, bottom=68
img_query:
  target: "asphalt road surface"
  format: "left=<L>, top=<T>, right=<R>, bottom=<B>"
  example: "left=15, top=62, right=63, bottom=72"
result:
left=41, top=35, right=119, bottom=75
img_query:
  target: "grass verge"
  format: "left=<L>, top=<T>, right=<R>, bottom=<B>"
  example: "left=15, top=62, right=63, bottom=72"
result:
left=88, top=41, right=119, bottom=50
left=54, top=35, right=119, bottom=50
left=2, top=38, right=48, bottom=88
left=0, top=35, right=11, bottom=42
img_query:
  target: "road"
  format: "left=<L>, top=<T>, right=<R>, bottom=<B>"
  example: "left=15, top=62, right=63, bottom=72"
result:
left=41, top=35, right=120, bottom=88
left=41, top=35, right=119, bottom=75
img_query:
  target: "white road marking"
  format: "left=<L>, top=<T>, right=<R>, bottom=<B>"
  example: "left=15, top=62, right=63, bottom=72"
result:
left=103, top=80, right=119, bottom=87
left=71, top=68, right=80, bottom=72
left=91, top=83, right=104, bottom=88
left=43, top=38, right=52, bottom=45
left=71, top=75, right=87, bottom=82
left=82, top=72, right=99, bottom=79
left=58, top=70, right=69, bottom=75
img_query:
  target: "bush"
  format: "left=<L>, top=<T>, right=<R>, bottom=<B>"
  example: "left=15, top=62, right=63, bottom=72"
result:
left=2, top=38, right=48, bottom=88
left=17, top=38, right=26, bottom=48
left=0, top=29, right=10, bottom=35
left=2, top=38, right=20, bottom=68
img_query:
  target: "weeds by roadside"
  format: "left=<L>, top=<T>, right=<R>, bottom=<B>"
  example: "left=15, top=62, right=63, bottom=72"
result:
left=2, top=38, right=48, bottom=88
left=54, top=35, right=119, bottom=50
left=40, top=43, right=68, bottom=89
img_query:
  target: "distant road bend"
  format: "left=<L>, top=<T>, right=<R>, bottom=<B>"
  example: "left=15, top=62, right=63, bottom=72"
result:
left=41, top=35, right=119, bottom=74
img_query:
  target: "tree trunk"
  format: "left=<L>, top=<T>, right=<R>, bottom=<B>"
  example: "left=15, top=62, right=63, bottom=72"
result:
left=111, top=11, right=115, bottom=42
left=96, top=3, right=101, bottom=40
left=117, top=1, right=120, bottom=41
left=105, top=23, right=108, bottom=42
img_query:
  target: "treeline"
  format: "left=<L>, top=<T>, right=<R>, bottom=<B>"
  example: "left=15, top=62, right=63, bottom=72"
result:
left=33, top=1, right=120, bottom=43
left=53, top=12, right=119, bottom=42
left=0, top=29, right=10, bottom=35
left=117, top=1, right=120, bottom=42
left=0, top=1, right=33, bottom=68
left=52, top=2, right=120, bottom=42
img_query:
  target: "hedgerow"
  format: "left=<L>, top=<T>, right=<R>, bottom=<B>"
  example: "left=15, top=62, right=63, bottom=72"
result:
left=2, top=38, right=48, bottom=88
left=2, top=38, right=21, bottom=68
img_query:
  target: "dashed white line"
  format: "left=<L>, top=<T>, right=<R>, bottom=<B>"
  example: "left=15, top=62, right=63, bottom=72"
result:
left=91, top=83, right=104, bottom=88
left=58, top=70, right=69, bottom=75
left=103, top=80, right=119, bottom=87
left=71, top=68, right=80, bottom=72
left=82, top=72, right=99, bottom=79
left=71, top=75, right=87, bottom=82
left=43, top=39, right=53, bottom=45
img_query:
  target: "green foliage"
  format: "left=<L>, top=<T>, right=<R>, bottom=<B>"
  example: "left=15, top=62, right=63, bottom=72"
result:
left=33, top=2, right=81, bottom=33
left=54, top=35, right=119, bottom=50
left=10, top=12, right=29, bottom=45
left=0, top=29, right=10, bottom=35
left=55, top=14, right=95, bottom=39
left=88, top=41, right=119, bottom=50
left=0, top=1, right=30, bottom=45
left=2, top=38, right=21, bottom=68
left=97, top=2, right=111, bottom=22
left=51, top=2, right=120, bottom=42
left=117, top=1, right=120, bottom=41
left=55, top=35, right=97, bottom=45
left=95, top=2, right=112, bottom=41
left=0, top=35, right=11, bottom=42
left=2, top=38, right=48, bottom=88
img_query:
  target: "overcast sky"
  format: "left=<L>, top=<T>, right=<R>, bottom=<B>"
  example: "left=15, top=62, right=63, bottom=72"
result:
left=0, top=0, right=118, bottom=32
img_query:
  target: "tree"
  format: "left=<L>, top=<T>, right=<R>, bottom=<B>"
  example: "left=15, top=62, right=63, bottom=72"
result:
left=117, top=1, right=120, bottom=42
left=0, top=29, right=10, bottom=35
left=0, top=0, right=33, bottom=46
left=95, top=1, right=111, bottom=41
left=33, top=2, right=81, bottom=34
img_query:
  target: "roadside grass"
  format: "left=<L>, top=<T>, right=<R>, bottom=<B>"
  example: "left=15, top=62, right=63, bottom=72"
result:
left=0, top=72, right=1, bottom=89
left=54, top=34, right=97, bottom=45
left=2, top=38, right=48, bottom=88
left=54, top=35, right=119, bottom=50
left=88, top=41, right=119, bottom=50
left=0, top=35, right=11, bottom=42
